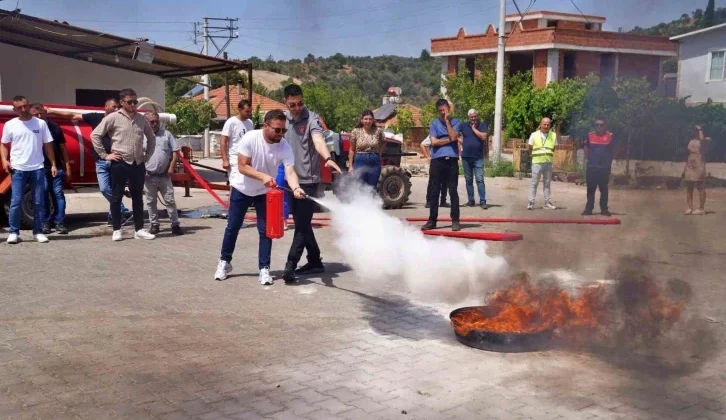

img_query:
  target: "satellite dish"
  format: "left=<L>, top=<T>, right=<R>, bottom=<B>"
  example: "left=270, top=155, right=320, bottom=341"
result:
left=394, top=87, right=402, bottom=96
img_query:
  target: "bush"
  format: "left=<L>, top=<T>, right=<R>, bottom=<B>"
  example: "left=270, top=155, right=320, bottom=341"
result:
left=167, top=99, right=217, bottom=136
left=485, top=158, right=515, bottom=177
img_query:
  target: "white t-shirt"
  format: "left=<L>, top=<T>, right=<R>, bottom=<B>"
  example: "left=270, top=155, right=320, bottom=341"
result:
left=230, top=129, right=295, bottom=196
left=221, top=116, right=254, bottom=167
left=1, top=117, right=53, bottom=171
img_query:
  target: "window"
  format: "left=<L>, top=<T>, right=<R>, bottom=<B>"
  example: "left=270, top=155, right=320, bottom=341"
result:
left=547, top=20, right=558, bottom=28
left=584, top=23, right=593, bottom=30
left=709, top=51, right=725, bottom=81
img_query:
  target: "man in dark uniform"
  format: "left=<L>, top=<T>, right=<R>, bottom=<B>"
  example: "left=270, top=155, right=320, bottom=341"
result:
left=583, top=117, right=615, bottom=216
left=281, top=84, right=342, bottom=283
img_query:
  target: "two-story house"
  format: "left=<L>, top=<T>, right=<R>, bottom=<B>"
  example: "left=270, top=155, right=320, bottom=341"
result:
left=670, top=23, right=726, bottom=104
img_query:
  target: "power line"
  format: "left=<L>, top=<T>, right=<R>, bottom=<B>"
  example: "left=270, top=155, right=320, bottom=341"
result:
left=506, top=0, right=536, bottom=46
left=568, top=0, right=622, bottom=54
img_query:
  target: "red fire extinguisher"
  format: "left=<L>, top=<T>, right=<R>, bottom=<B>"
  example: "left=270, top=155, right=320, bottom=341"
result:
left=266, top=188, right=285, bottom=239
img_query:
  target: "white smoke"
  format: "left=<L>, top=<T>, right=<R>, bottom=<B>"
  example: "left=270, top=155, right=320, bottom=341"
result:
left=314, top=182, right=508, bottom=304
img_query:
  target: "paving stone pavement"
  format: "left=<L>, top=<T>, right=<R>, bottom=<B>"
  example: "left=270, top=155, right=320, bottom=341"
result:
left=1, top=177, right=726, bottom=419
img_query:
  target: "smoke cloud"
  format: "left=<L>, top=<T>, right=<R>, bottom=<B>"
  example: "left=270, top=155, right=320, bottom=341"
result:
left=313, top=181, right=507, bottom=304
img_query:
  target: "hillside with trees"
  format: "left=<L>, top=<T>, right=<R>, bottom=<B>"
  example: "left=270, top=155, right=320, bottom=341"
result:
left=629, top=0, right=725, bottom=37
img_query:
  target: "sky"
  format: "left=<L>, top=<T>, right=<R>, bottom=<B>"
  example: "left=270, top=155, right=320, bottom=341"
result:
left=8, top=0, right=720, bottom=61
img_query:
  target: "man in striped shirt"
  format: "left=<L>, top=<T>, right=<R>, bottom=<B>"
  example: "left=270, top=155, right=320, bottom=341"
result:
left=91, top=88, right=157, bottom=242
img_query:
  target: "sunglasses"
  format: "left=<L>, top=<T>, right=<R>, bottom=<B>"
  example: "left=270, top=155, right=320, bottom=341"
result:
left=287, top=101, right=304, bottom=109
left=595, top=123, right=605, bottom=127
left=123, top=99, right=139, bottom=105
left=269, top=127, right=288, bottom=134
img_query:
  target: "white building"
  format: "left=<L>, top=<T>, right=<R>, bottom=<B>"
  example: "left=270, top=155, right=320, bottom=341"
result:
left=671, top=23, right=726, bottom=104
left=0, top=9, right=250, bottom=107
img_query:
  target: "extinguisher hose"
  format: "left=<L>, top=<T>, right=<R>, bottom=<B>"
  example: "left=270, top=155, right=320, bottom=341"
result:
left=275, top=185, right=312, bottom=200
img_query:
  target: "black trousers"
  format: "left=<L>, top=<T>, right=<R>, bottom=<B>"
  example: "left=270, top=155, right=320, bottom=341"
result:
left=428, top=157, right=460, bottom=222
left=585, top=166, right=610, bottom=212
left=287, top=183, right=322, bottom=265
left=110, top=161, right=145, bottom=231
left=426, top=175, right=448, bottom=204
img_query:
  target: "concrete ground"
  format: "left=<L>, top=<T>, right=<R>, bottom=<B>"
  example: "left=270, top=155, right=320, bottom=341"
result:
left=1, top=162, right=726, bottom=420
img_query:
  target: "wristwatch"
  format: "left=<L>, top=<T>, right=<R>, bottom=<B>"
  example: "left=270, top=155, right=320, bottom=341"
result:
left=326, top=156, right=334, bottom=162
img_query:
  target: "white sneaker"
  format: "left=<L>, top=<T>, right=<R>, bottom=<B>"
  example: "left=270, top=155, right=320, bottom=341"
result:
left=527, top=202, right=534, bottom=210
left=7, top=233, right=19, bottom=244
left=544, top=202, right=557, bottom=210
left=134, top=229, right=156, bottom=240
left=214, top=260, right=232, bottom=281
left=259, top=267, right=273, bottom=285
left=35, top=234, right=49, bottom=243
left=112, top=230, right=123, bottom=241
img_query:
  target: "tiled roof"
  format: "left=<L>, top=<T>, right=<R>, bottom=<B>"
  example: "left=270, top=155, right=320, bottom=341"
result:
left=193, top=85, right=286, bottom=120
left=373, top=103, right=423, bottom=127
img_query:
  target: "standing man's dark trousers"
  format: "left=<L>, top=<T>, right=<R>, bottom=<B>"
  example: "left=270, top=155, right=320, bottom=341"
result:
left=110, top=161, right=146, bottom=231
left=585, top=166, right=610, bottom=213
left=426, top=175, right=448, bottom=207
left=427, top=157, right=459, bottom=223
left=287, top=183, right=322, bottom=266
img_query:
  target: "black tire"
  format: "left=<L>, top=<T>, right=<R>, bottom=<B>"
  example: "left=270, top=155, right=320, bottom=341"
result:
left=2, top=187, right=52, bottom=230
left=378, top=166, right=411, bottom=209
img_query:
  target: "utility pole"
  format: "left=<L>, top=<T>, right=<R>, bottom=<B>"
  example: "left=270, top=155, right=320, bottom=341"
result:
left=492, top=0, right=506, bottom=160
left=198, top=17, right=239, bottom=158
left=224, top=52, right=231, bottom=120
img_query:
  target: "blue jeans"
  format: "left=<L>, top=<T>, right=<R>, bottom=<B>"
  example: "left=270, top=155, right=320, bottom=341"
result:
left=96, top=159, right=129, bottom=216
left=8, top=169, right=46, bottom=235
left=220, top=189, right=271, bottom=269
left=461, top=157, right=486, bottom=204
left=44, top=168, right=66, bottom=226
left=353, top=153, right=381, bottom=189
left=275, top=164, right=290, bottom=219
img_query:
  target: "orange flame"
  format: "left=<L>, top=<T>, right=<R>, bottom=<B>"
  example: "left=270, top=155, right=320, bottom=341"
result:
left=451, top=273, right=685, bottom=345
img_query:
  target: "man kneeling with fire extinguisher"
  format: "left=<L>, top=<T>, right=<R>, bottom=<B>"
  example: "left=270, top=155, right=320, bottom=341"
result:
left=214, top=109, right=306, bottom=285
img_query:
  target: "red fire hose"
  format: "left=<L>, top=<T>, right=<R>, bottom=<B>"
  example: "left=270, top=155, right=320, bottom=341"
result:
left=405, top=217, right=621, bottom=225
left=422, top=230, right=523, bottom=241
left=178, top=153, right=229, bottom=209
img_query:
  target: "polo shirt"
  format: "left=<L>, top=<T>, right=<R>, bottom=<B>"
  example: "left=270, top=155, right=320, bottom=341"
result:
left=460, top=122, right=488, bottom=159
left=429, top=118, right=461, bottom=159
left=284, top=108, right=324, bottom=185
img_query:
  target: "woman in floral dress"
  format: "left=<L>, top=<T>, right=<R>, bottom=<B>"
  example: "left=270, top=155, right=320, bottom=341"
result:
left=683, top=125, right=711, bottom=215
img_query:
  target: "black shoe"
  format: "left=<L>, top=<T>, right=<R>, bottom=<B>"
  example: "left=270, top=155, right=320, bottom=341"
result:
left=421, top=221, right=437, bottom=230
left=452, top=221, right=461, bottom=232
left=149, top=224, right=160, bottom=235
left=282, top=262, right=297, bottom=284
left=56, top=224, right=68, bottom=235
left=601, top=209, right=612, bottom=217
left=480, top=202, right=488, bottom=210
left=467, top=201, right=475, bottom=207
left=295, top=260, right=324, bottom=275
left=440, top=202, right=450, bottom=208
left=171, top=225, right=183, bottom=235
left=42, top=223, right=52, bottom=235
left=582, top=210, right=593, bottom=216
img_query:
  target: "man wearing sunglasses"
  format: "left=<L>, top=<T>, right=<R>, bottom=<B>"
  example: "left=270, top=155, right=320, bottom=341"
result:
left=280, top=84, right=342, bottom=284
left=91, top=88, right=157, bottom=241
left=214, top=109, right=306, bottom=285
left=1, top=96, right=57, bottom=244
left=583, top=117, right=615, bottom=216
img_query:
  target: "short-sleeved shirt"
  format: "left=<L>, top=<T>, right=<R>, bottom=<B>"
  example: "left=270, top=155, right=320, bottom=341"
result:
left=284, top=108, right=324, bottom=185
left=230, top=129, right=295, bottom=196
left=82, top=113, right=111, bottom=161
left=221, top=116, right=254, bottom=167
left=429, top=118, right=461, bottom=159
left=145, top=129, right=180, bottom=174
left=460, top=122, right=488, bottom=159
left=1, top=117, right=53, bottom=171
left=585, top=131, right=615, bottom=169
left=44, top=120, right=66, bottom=169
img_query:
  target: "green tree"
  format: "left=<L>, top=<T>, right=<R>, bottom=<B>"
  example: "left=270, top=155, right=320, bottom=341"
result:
left=165, top=78, right=198, bottom=106
left=301, top=83, right=372, bottom=132
left=391, top=107, right=415, bottom=139
left=167, top=99, right=217, bottom=136
left=704, top=0, right=716, bottom=27
left=420, top=49, right=431, bottom=61
left=420, top=102, right=438, bottom=129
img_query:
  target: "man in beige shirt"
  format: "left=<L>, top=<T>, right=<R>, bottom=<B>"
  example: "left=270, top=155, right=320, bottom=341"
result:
left=91, top=88, right=156, bottom=241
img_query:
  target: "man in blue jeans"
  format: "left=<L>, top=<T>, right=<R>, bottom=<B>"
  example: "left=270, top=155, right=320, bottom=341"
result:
left=460, top=108, right=489, bottom=209
left=1, top=96, right=57, bottom=244
left=214, top=110, right=306, bottom=285
left=48, top=100, right=132, bottom=225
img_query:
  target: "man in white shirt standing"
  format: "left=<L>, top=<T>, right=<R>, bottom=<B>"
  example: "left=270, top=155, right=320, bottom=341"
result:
left=214, top=109, right=306, bottom=285
left=220, top=99, right=254, bottom=173
left=1, top=96, right=57, bottom=244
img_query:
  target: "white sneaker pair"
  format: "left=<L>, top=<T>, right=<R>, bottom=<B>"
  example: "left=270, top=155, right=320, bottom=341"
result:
left=6, top=233, right=48, bottom=244
left=213, top=260, right=272, bottom=285
left=112, top=229, right=156, bottom=241
left=527, top=202, right=557, bottom=210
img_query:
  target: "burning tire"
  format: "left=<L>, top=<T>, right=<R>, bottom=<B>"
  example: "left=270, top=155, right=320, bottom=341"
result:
left=378, top=166, right=411, bottom=209
left=450, top=306, right=553, bottom=353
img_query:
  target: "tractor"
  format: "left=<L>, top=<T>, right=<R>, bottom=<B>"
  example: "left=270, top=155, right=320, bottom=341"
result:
left=322, top=129, right=416, bottom=209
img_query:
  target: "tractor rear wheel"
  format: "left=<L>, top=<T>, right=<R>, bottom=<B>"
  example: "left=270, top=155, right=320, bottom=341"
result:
left=378, top=166, right=411, bottom=209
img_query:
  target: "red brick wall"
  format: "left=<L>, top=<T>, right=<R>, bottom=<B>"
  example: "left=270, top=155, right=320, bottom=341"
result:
left=533, top=50, right=548, bottom=88
left=575, top=51, right=600, bottom=78
left=521, top=20, right=539, bottom=30
left=558, top=50, right=565, bottom=81
left=558, top=20, right=587, bottom=30
left=447, top=56, right=457, bottom=75
left=618, top=54, right=662, bottom=87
